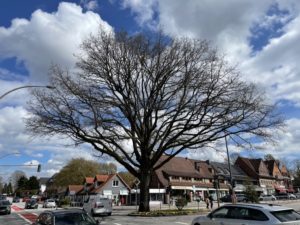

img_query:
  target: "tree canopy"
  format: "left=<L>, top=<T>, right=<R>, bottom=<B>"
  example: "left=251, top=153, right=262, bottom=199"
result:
left=26, top=31, right=283, bottom=211
left=53, top=158, right=116, bottom=187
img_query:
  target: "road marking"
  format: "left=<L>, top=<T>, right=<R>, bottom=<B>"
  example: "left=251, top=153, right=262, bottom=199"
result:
left=18, top=214, right=32, bottom=224
left=11, top=205, right=23, bottom=211
left=114, top=223, right=122, bottom=225
left=175, top=222, right=189, bottom=225
left=18, top=212, right=38, bottom=224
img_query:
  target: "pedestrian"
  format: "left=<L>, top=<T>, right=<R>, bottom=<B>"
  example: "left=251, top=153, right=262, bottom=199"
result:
left=205, top=197, right=209, bottom=209
left=209, top=195, right=213, bottom=209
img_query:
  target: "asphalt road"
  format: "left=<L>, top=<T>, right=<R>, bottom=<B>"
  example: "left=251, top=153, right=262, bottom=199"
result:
left=2, top=199, right=300, bottom=225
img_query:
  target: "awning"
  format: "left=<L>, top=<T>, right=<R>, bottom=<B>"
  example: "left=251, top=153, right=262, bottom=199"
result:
left=234, top=185, right=246, bottom=192
left=275, top=187, right=286, bottom=193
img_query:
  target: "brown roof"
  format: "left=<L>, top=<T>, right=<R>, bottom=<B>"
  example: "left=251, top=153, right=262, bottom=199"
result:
left=68, top=185, right=83, bottom=194
left=95, top=175, right=110, bottom=182
left=85, top=177, right=94, bottom=184
left=236, top=157, right=273, bottom=179
left=152, top=156, right=213, bottom=188
left=280, top=164, right=290, bottom=177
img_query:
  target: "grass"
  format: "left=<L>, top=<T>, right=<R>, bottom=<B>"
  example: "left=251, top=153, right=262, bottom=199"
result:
left=128, top=208, right=209, bottom=217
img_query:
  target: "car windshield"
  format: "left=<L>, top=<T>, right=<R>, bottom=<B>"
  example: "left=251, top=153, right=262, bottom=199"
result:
left=55, top=212, right=97, bottom=225
left=271, top=210, right=300, bottom=222
left=47, top=199, right=54, bottom=202
left=0, top=201, right=10, bottom=206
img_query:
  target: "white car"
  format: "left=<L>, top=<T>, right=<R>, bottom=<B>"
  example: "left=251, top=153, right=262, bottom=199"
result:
left=191, top=203, right=300, bottom=225
left=43, top=199, right=56, bottom=208
left=83, top=195, right=112, bottom=216
left=288, top=193, right=297, bottom=200
left=259, top=194, right=277, bottom=201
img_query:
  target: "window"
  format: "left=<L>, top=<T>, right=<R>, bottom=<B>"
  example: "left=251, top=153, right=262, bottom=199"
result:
left=271, top=210, right=300, bottom=222
left=211, top=207, right=229, bottom=218
left=113, top=180, right=119, bottom=187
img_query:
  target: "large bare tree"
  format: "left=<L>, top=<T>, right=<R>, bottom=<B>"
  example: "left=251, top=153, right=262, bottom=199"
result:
left=26, top=31, right=283, bottom=212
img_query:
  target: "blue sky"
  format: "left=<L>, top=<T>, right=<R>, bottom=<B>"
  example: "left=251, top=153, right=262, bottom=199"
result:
left=1, top=0, right=300, bottom=181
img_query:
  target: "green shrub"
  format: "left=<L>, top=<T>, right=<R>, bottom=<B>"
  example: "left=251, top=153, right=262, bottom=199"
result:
left=175, top=198, right=188, bottom=210
left=59, top=197, right=71, bottom=206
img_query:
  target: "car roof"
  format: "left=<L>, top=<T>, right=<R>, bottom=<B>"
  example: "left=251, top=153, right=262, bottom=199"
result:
left=43, top=208, right=85, bottom=215
left=222, top=203, right=293, bottom=211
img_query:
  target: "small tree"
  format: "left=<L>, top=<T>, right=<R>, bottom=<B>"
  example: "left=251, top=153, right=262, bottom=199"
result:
left=53, top=158, right=117, bottom=187
left=245, top=185, right=259, bottom=203
left=175, top=198, right=188, bottom=210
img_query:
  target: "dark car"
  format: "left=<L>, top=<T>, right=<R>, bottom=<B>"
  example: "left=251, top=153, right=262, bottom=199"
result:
left=25, top=199, right=38, bottom=209
left=220, top=194, right=232, bottom=202
left=33, top=209, right=100, bottom=225
left=12, top=197, right=20, bottom=203
left=0, top=200, right=11, bottom=215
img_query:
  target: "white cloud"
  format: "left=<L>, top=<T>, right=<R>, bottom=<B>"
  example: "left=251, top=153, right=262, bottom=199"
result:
left=0, top=2, right=113, bottom=82
left=80, top=0, right=98, bottom=11
left=121, top=0, right=158, bottom=28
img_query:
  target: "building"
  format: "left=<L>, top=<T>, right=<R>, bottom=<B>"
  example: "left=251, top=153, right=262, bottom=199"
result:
left=209, top=161, right=256, bottom=195
left=79, top=174, right=131, bottom=205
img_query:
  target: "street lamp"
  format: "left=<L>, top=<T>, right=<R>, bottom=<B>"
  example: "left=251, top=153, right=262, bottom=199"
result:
left=0, top=85, right=55, bottom=100
left=225, top=135, right=236, bottom=203
left=0, top=151, right=20, bottom=160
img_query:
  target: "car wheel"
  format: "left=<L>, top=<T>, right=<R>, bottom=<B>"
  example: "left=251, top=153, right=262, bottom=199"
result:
left=107, top=212, right=112, bottom=216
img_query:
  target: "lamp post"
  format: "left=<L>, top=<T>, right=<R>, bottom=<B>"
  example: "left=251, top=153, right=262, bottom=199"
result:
left=0, top=152, right=20, bottom=160
left=0, top=85, right=54, bottom=100
left=225, top=135, right=236, bottom=203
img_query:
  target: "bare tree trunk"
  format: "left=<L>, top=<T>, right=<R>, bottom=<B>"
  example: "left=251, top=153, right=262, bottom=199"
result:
left=138, top=169, right=152, bottom=212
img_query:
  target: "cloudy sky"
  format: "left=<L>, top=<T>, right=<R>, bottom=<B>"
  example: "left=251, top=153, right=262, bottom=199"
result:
left=1, top=0, right=300, bottom=180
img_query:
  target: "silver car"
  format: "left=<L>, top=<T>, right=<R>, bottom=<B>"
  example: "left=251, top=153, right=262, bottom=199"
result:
left=259, top=194, right=277, bottom=201
left=43, top=199, right=56, bottom=208
left=191, top=203, right=300, bottom=225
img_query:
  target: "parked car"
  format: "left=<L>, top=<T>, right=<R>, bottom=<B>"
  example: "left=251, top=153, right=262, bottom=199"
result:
left=259, top=194, right=276, bottom=201
left=220, top=194, right=232, bottom=202
left=32, top=209, right=100, bottom=225
left=276, top=193, right=297, bottom=200
left=22, top=197, right=30, bottom=202
left=0, top=200, right=11, bottom=215
left=191, top=203, right=300, bottom=225
left=25, top=199, right=39, bottom=209
left=12, top=197, right=20, bottom=203
left=83, top=195, right=112, bottom=216
left=295, top=193, right=300, bottom=199
left=43, top=199, right=56, bottom=208
left=235, top=194, right=248, bottom=202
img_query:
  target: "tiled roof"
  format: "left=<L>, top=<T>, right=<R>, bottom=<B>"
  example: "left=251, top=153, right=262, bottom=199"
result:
left=95, top=175, right=110, bottom=182
left=210, top=161, right=253, bottom=181
left=153, top=156, right=213, bottom=187
left=85, top=177, right=94, bottom=184
left=68, top=185, right=84, bottom=194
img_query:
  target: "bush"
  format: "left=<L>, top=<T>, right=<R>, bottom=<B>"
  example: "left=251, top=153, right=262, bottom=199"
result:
left=244, top=185, right=259, bottom=203
left=59, top=197, right=70, bottom=207
left=175, top=198, right=188, bottom=210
